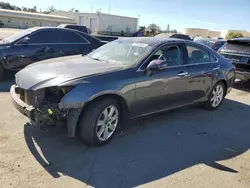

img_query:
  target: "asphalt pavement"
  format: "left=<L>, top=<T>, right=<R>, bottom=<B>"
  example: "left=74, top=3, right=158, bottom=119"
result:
left=0, top=28, right=250, bottom=188
left=0, top=80, right=250, bottom=188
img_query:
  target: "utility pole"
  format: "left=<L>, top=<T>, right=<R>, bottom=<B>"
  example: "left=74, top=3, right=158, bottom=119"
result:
left=167, top=24, right=170, bottom=33
left=108, top=6, right=111, bottom=14
left=138, top=14, right=140, bottom=30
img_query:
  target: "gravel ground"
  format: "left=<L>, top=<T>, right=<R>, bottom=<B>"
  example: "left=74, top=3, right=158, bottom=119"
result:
left=0, top=28, right=22, bottom=39
left=0, top=80, right=250, bottom=188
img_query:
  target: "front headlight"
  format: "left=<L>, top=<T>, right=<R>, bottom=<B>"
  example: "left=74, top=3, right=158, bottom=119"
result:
left=45, top=86, right=75, bottom=103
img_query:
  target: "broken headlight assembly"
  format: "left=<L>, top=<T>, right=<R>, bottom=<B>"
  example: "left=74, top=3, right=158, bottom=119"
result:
left=35, top=86, right=75, bottom=128
left=45, top=86, right=75, bottom=103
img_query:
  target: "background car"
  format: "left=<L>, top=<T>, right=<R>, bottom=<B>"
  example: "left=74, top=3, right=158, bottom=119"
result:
left=169, top=34, right=192, bottom=41
left=209, top=40, right=226, bottom=51
left=0, top=27, right=106, bottom=80
left=57, top=24, right=89, bottom=34
left=57, top=24, right=119, bottom=42
left=195, top=39, right=226, bottom=51
left=218, top=38, right=250, bottom=81
left=11, top=37, right=235, bottom=146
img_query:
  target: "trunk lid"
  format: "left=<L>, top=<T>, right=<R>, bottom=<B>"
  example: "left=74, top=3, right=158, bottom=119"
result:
left=218, top=38, right=250, bottom=71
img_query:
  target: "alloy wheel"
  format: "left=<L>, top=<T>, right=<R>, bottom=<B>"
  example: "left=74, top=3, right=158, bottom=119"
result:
left=211, top=84, right=224, bottom=107
left=96, top=105, right=119, bottom=141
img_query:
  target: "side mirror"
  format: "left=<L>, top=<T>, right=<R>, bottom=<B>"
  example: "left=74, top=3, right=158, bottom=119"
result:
left=21, top=37, right=30, bottom=45
left=146, top=59, right=167, bottom=71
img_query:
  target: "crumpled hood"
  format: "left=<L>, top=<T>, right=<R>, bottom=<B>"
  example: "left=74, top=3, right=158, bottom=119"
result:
left=15, top=55, right=123, bottom=90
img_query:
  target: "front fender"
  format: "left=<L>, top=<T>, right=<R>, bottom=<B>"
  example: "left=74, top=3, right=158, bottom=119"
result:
left=58, top=82, right=132, bottom=109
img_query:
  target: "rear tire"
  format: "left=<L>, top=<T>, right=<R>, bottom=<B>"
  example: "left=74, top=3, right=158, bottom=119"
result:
left=204, top=82, right=225, bottom=110
left=78, top=98, right=120, bottom=146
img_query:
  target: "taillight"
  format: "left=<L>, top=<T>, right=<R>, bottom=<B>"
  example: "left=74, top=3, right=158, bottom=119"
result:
left=233, top=64, right=236, bottom=71
left=211, top=43, right=216, bottom=49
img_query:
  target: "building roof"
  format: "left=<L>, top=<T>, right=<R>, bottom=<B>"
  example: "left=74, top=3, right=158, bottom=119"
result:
left=0, top=8, right=75, bottom=22
left=52, top=10, right=138, bottom=20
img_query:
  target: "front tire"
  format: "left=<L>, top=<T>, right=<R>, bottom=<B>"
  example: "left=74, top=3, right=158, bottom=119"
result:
left=204, top=82, right=225, bottom=110
left=78, top=98, right=120, bottom=146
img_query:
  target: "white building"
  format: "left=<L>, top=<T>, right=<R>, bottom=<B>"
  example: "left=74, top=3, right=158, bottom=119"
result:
left=0, top=8, right=75, bottom=29
left=184, top=28, right=250, bottom=39
left=50, top=11, right=138, bottom=36
left=183, top=28, right=210, bottom=38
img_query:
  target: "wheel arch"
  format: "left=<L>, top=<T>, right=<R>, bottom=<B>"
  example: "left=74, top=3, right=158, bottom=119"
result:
left=85, top=93, right=130, bottom=117
left=68, top=93, right=130, bottom=138
left=218, top=79, right=228, bottom=94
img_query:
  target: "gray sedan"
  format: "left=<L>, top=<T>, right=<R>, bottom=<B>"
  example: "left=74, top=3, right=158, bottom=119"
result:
left=11, top=37, right=235, bottom=146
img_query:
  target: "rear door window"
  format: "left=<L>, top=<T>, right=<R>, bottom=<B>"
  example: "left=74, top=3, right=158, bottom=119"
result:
left=60, top=30, right=89, bottom=44
left=185, top=44, right=211, bottom=64
left=28, top=30, right=61, bottom=44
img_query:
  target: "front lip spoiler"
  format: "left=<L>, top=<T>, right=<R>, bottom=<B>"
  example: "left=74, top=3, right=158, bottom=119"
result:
left=10, top=85, right=35, bottom=120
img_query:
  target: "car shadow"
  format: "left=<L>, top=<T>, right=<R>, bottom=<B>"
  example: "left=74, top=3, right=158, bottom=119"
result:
left=24, top=98, right=250, bottom=188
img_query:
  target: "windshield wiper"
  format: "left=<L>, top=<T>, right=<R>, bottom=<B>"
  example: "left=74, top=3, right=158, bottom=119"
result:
left=91, top=58, right=109, bottom=63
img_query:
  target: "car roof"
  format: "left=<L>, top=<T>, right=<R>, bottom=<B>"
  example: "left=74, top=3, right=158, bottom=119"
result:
left=170, top=34, right=192, bottom=40
left=209, top=39, right=226, bottom=42
left=117, top=37, right=187, bottom=46
left=228, top=37, right=250, bottom=42
left=29, top=26, right=84, bottom=33
left=59, top=24, right=85, bottom=26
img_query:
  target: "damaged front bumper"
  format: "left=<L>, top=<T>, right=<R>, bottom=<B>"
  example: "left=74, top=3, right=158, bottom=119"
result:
left=10, top=85, right=35, bottom=120
left=10, top=85, right=82, bottom=137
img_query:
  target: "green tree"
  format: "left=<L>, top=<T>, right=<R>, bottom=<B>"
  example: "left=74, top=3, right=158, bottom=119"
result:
left=226, top=32, right=244, bottom=39
left=43, top=6, right=56, bottom=14
left=147, top=23, right=159, bottom=31
left=0, top=1, right=21, bottom=10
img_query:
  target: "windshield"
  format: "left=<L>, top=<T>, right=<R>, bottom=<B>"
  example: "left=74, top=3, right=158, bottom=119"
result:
left=2, top=29, right=33, bottom=43
left=88, top=40, right=152, bottom=66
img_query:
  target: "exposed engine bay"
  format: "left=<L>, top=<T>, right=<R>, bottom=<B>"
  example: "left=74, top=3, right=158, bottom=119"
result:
left=17, top=86, right=72, bottom=128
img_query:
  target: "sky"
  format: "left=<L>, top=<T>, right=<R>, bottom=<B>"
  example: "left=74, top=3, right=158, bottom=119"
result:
left=4, top=0, right=250, bottom=32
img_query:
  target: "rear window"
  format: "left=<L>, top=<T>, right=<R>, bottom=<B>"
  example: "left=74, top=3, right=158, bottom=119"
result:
left=219, top=41, right=250, bottom=55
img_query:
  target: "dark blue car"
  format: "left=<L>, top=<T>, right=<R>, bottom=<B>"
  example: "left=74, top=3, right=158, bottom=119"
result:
left=0, top=27, right=106, bottom=80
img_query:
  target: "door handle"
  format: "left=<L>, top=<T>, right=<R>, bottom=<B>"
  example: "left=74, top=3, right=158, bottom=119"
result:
left=177, top=71, right=189, bottom=77
left=213, top=65, right=220, bottom=70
